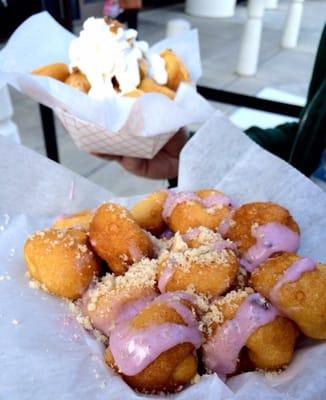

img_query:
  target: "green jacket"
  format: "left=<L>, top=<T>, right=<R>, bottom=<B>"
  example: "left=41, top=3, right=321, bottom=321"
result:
left=246, top=23, right=326, bottom=176
left=169, top=24, right=325, bottom=188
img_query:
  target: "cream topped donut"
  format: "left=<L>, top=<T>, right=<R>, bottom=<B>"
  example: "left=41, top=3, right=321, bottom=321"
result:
left=163, top=189, right=235, bottom=234
left=202, top=290, right=298, bottom=378
left=251, top=253, right=326, bottom=339
left=105, top=291, right=201, bottom=393
left=157, top=231, right=239, bottom=296
left=226, top=202, right=300, bottom=272
left=82, top=258, right=158, bottom=336
left=69, top=17, right=168, bottom=99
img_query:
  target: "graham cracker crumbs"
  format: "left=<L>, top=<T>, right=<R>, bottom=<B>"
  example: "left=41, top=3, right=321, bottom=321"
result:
left=93, top=329, right=109, bottom=345
left=85, top=258, right=157, bottom=313
left=159, top=241, right=233, bottom=275
left=257, top=367, right=285, bottom=377
left=78, top=244, right=88, bottom=253
left=160, top=229, right=236, bottom=275
left=69, top=301, right=93, bottom=330
left=185, top=284, right=210, bottom=313
left=200, top=289, right=252, bottom=337
left=206, top=204, right=223, bottom=214
left=147, top=232, right=171, bottom=257
left=28, top=277, right=49, bottom=293
left=190, top=374, right=201, bottom=384
left=185, top=226, right=218, bottom=245
left=116, top=258, right=158, bottom=289
left=68, top=300, right=109, bottom=345
left=216, top=289, right=250, bottom=310
left=87, top=274, right=116, bottom=311
left=251, top=223, right=259, bottom=235
left=235, top=267, right=249, bottom=289
left=28, top=229, right=48, bottom=240
left=28, top=280, right=40, bottom=290
left=119, top=253, right=128, bottom=262
left=200, top=303, right=224, bottom=337
left=171, top=232, right=188, bottom=252
left=184, top=227, right=235, bottom=253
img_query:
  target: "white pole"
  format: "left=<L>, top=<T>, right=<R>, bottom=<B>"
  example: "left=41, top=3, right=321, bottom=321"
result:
left=236, top=0, right=265, bottom=76
left=0, top=86, right=21, bottom=144
left=265, top=0, right=279, bottom=10
left=281, top=0, right=304, bottom=48
left=185, top=0, right=237, bottom=18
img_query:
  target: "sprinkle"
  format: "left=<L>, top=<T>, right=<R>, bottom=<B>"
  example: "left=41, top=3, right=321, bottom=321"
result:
left=190, top=374, right=201, bottom=384
left=78, top=244, right=88, bottom=253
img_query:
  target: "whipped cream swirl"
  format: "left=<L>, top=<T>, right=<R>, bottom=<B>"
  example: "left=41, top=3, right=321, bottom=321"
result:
left=69, top=17, right=168, bottom=99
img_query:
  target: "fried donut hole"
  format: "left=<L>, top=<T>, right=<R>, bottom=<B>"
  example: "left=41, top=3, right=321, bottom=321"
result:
left=165, top=189, right=234, bottom=234
left=89, top=203, right=153, bottom=275
left=32, top=62, right=69, bottom=82
left=138, top=78, right=175, bottom=100
left=246, top=316, right=299, bottom=370
left=202, top=290, right=298, bottom=376
left=160, top=49, right=190, bottom=91
left=105, top=299, right=198, bottom=393
left=157, top=233, right=239, bottom=296
left=226, top=201, right=299, bottom=255
left=82, top=258, right=159, bottom=336
left=251, top=253, right=326, bottom=339
left=52, top=209, right=94, bottom=231
left=130, top=190, right=168, bottom=236
left=65, top=70, right=91, bottom=93
left=24, top=228, right=100, bottom=300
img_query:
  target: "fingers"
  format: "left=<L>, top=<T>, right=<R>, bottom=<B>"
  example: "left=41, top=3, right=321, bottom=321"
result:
left=91, top=152, right=122, bottom=162
left=91, top=151, right=148, bottom=177
left=119, top=157, right=149, bottom=176
left=163, top=128, right=189, bottom=156
left=89, top=126, right=188, bottom=179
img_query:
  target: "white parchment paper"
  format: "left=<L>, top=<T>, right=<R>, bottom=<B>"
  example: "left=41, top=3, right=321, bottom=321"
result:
left=0, top=12, right=214, bottom=158
left=0, top=111, right=326, bottom=399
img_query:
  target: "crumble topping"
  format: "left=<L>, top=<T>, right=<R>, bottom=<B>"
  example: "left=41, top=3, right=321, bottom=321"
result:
left=116, top=258, right=158, bottom=289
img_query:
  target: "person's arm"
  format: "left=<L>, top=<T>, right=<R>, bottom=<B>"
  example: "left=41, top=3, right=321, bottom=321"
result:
left=245, top=122, right=298, bottom=161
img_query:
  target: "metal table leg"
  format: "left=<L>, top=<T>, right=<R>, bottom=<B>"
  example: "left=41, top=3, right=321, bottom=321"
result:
left=39, top=104, right=59, bottom=163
